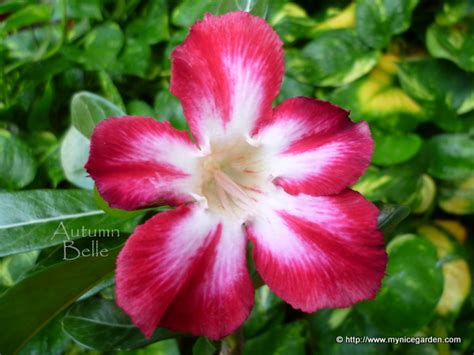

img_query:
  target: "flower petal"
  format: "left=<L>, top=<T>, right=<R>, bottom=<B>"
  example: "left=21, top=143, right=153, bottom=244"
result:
left=256, top=97, right=373, bottom=196
left=85, top=117, right=201, bottom=210
left=116, top=204, right=254, bottom=339
left=247, top=188, right=387, bottom=312
left=171, top=11, right=284, bottom=147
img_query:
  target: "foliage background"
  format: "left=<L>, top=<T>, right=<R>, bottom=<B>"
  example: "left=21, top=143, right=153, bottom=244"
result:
left=0, top=0, right=473, bottom=354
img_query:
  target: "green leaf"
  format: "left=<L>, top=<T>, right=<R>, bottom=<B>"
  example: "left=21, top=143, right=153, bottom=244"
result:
left=192, top=337, right=217, bottom=355
left=372, top=131, right=422, bottom=166
left=0, top=189, right=135, bottom=257
left=311, top=308, right=387, bottom=354
left=0, top=244, right=122, bottom=354
left=27, top=81, right=54, bottom=131
left=154, top=90, right=188, bottom=130
left=97, top=71, right=126, bottom=112
left=276, top=76, right=314, bottom=104
left=0, top=4, right=52, bottom=34
left=376, top=203, right=410, bottom=234
left=243, top=322, right=306, bottom=355
left=118, top=339, right=181, bottom=355
left=428, top=134, right=474, bottom=180
left=0, top=129, right=36, bottom=190
left=329, top=54, right=426, bottom=132
left=397, top=58, right=474, bottom=118
left=244, top=286, right=285, bottom=338
left=67, top=0, right=102, bottom=20
left=355, top=0, right=420, bottom=49
left=171, top=0, right=215, bottom=27
left=62, top=298, right=176, bottom=351
left=438, top=176, right=474, bottom=215
left=113, top=38, right=151, bottom=78
left=18, top=56, right=72, bottom=94
left=357, top=234, right=444, bottom=335
left=84, top=22, right=123, bottom=70
left=269, top=3, right=315, bottom=43
left=4, top=20, right=63, bottom=62
left=126, top=0, right=169, bottom=44
left=18, top=314, right=71, bottom=355
left=44, top=145, right=66, bottom=188
left=71, top=91, right=125, bottom=139
left=287, top=29, right=379, bottom=87
left=60, top=126, right=93, bottom=189
left=435, top=0, right=474, bottom=25
left=426, top=20, right=474, bottom=72
left=127, top=100, right=157, bottom=118
left=353, top=165, right=423, bottom=207
left=0, top=250, right=39, bottom=288
left=64, top=22, right=124, bottom=70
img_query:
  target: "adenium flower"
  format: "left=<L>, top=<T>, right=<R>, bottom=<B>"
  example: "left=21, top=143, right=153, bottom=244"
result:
left=85, top=11, right=387, bottom=339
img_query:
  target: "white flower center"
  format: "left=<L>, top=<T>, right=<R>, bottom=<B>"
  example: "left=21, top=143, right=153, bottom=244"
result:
left=196, top=138, right=268, bottom=221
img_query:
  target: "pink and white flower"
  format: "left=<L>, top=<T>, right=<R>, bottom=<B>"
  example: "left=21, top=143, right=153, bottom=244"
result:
left=85, top=11, right=387, bottom=339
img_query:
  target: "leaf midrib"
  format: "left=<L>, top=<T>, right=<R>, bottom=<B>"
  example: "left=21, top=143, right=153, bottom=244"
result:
left=0, top=210, right=104, bottom=229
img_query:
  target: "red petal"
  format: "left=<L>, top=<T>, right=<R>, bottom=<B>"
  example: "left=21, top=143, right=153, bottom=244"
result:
left=247, top=188, right=387, bottom=312
left=171, top=11, right=284, bottom=147
left=115, top=204, right=254, bottom=339
left=255, top=97, right=373, bottom=196
left=85, top=117, right=201, bottom=210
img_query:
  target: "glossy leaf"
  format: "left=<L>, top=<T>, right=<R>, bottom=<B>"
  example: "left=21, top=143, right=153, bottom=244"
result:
left=357, top=234, right=444, bottom=335
left=372, top=132, right=422, bottom=166
left=118, top=340, right=181, bottom=355
left=18, top=314, right=71, bottom=355
left=397, top=59, right=474, bottom=117
left=126, top=0, right=169, bottom=44
left=63, top=22, right=124, bottom=70
left=435, top=0, right=474, bottom=25
left=127, top=100, right=157, bottom=118
left=427, top=20, right=474, bottom=72
left=60, top=126, right=93, bottom=189
left=353, top=165, right=424, bottom=208
left=438, top=177, right=474, bottom=215
left=62, top=298, right=177, bottom=351
left=376, top=203, right=410, bottom=234
left=66, top=0, right=102, bottom=20
left=418, top=223, right=471, bottom=316
left=171, top=0, right=215, bottom=27
left=428, top=134, right=474, bottom=181
left=154, top=90, right=188, bottom=130
left=276, top=76, right=313, bottom=104
left=311, top=308, right=387, bottom=354
left=0, top=130, right=36, bottom=190
left=269, top=3, right=315, bottom=43
left=330, top=55, right=425, bottom=132
left=97, top=72, right=126, bottom=112
left=244, top=286, right=285, bottom=338
left=0, top=250, right=39, bottom=288
left=113, top=38, right=152, bottom=78
left=70, top=91, right=125, bottom=139
left=0, top=189, right=135, bottom=257
left=356, top=0, right=419, bottom=49
left=0, top=244, right=122, bottom=354
left=243, top=322, right=306, bottom=355
left=287, top=29, right=379, bottom=87
left=0, top=4, right=52, bottom=34
left=192, top=337, right=217, bottom=355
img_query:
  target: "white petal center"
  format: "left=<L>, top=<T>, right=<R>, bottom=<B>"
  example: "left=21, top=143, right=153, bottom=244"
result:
left=195, top=138, right=268, bottom=221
